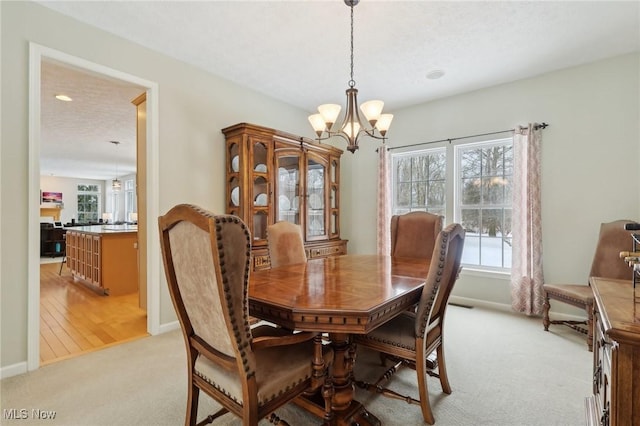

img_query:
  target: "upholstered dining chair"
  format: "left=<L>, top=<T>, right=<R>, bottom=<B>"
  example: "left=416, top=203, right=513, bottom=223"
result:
left=390, top=211, right=443, bottom=260
left=267, top=221, right=307, bottom=268
left=158, top=204, right=333, bottom=426
left=354, top=223, right=465, bottom=425
left=542, top=219, right=634, bottom=352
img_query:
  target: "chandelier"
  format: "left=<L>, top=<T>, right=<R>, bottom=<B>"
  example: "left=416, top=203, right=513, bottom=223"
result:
left=308, top=0, right=393, bottom=153
left=110, top=140, right=122, bottom=192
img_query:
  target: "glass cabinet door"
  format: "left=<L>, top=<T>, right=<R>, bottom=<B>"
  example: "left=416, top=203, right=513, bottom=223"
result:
left=329, top=158, right=340, bottom=238
left=275, top=151, right=301, bottom=225
left=306, top=154, right=328, bottom=240
left=227, top=141, right=241, bottom=217
left=251, top=139, right=270, bottom=243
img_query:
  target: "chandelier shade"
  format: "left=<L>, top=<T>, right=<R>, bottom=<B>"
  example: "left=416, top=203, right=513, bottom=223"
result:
left=308, top=0, right=393, bottom=153
left=112, top=178, right=122, bottom=191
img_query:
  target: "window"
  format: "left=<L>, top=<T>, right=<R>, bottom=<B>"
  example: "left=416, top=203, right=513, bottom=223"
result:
left=391, top=137, right=513, bottom=271
left=392, top=148, right=446, bottom=216
left=77, top=184, right=101, bottom=222
left=124, top=179, right=136, bottom=222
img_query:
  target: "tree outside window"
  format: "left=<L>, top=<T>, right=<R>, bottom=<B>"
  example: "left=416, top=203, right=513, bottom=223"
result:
left=393, top=148, right=446, bottom=217
left=457, top=140, right=513, bottom=269
left=77, top=184, right=100, bottom=223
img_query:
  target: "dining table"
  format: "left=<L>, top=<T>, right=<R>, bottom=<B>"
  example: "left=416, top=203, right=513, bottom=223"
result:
left=249, top=254, right=430, bottom=426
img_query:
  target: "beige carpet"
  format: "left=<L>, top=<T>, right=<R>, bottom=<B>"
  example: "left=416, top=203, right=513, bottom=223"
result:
left=1, top=306, right=591, bottom=425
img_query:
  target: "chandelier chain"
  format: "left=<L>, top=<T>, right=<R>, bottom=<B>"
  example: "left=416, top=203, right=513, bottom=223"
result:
left=349, top=4, right=355, bottom=88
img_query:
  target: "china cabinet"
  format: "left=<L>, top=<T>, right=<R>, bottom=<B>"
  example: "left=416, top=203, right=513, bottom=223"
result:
left=222, top=122, right=347, bottom=270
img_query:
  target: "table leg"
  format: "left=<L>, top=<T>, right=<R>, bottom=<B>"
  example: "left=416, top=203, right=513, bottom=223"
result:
left=329, top=333, right=381, bottom=426
left=294, top=333, right=381, bottom=425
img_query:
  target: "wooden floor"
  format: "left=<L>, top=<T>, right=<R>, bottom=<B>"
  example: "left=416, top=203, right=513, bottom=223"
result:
left=40, top=262, right=148, bottom=365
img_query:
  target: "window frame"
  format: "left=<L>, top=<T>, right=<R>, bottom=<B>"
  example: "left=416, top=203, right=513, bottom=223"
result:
left=390, top=136, right=513, bottom=273
left=76, top=183, right=101, bottom=223
left=391, top=146, right=447, bottom=216
left=124, top=179, right=136, bottom=222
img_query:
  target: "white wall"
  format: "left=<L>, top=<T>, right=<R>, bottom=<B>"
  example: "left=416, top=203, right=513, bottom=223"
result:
left=1, top=1, right=316, bottom=369
left=341, top=53, right=640, bottom=314
left=40, top=176, right=105, bottom=224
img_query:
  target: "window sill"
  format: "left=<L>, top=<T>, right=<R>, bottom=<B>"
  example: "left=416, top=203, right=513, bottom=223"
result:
left=460, top=266, right=510, bottom=281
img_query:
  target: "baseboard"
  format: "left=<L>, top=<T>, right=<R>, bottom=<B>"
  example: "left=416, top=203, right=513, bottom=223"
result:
left=157, top=320, right=180, bottom=334
left=448, top=295, right=588, bottom=322
left=1, top=361, right=28, bottom=379
left=449, top=296, right=513, bottom=312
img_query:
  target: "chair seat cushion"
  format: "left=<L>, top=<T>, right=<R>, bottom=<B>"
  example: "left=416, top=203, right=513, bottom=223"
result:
left=355, top=312, right=439, bottom=353
left=195, top=327, right=332, bottom=406
left=543, top=284, right=594, bottom=304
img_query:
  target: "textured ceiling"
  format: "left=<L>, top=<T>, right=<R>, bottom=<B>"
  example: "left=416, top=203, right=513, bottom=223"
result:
left=36, top=0, right=640, bottom=180
left=41, top=60, right=144, bottom=180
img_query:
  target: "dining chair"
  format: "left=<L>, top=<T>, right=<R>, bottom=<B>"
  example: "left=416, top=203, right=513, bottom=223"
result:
left=267, top=221, right=307, bottom=268
left=354, top=223, right=465, bottom=424
left=390, top=211, right=443, bottom=260
left=158, top=204, right=333, bottom=426
left=542, top=219, right=634, bottom=351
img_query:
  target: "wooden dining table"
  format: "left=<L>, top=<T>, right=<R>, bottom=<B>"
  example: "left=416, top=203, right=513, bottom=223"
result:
left=249, top=254, right=430, bottom=426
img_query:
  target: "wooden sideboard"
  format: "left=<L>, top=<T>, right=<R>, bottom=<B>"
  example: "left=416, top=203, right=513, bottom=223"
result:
left=586, top=277, right=640, bottom=426
left=65, top=225, right=139, bottom=296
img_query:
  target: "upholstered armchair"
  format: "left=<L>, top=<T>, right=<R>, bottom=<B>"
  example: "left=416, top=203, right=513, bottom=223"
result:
left=542, top=219, right=634, bottom=351
left=267, top=221, right=307, bottom=268
left=158, top=205, right=332, bottom=425
left=390, top=211, right=443, bottom=260
left=354, top=223, right=465, bottom=424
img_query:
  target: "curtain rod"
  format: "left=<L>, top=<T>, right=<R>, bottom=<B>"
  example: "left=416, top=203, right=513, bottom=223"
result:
left=382, top=122, right=549, bottom=152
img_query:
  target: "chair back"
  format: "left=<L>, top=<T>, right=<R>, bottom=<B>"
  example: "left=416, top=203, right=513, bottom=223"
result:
left=415, top=223, right=465, bottom=338
left=267, top=221, right=307, bottom=268
left=158, top=204, right=256, bottom=381
left=390, top=211, right=443, bottom=259
left=589, top=220, right=635, bottom=281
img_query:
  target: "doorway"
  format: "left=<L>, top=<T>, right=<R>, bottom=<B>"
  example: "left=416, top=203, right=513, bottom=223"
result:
left=28, top=43, right=161, bottom=371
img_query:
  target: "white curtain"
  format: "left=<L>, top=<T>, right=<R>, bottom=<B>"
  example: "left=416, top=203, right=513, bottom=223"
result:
left=377, top=147, right=391, bottom=255
left=510, top=124, right=544, bottom=315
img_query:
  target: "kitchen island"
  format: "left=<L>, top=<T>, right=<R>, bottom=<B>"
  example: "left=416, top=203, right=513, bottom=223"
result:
left=65, top=225, right=138, bottom=296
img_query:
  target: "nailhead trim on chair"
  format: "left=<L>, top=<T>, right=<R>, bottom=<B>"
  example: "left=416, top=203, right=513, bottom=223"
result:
left=416, top=228, right=450, bottom=339
left=544, top=291, right=593, bottom=306
left=359, top=334, right=416, bottom=351
left=182, top=206, right=256, bottom=377
left=195, top=370, right=312, bottom=407
left=213, top=214, right=255, bottom=376
left=195, top=371, right=243, bottom=406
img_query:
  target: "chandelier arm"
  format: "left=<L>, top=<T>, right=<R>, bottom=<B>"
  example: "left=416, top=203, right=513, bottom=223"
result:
left=322, top=129, right=354, bottom=145
left=361, top=128, right=387, bottom=140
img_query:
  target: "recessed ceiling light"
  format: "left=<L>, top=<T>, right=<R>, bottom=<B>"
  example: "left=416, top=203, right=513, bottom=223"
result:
left=426, top=69, right=445, bottom=80
left=55, top=94, right=72, bottom=102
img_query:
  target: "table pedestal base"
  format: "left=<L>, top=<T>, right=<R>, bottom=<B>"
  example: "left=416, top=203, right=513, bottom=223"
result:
left=294, top=394, right=381, bottom=426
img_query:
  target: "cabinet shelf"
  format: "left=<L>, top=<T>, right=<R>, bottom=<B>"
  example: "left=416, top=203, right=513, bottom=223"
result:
left=40, top=227, right=66, bottom=257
